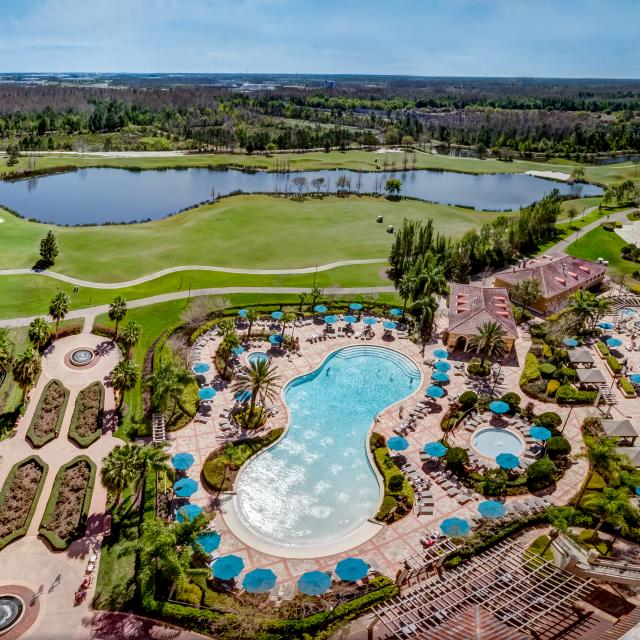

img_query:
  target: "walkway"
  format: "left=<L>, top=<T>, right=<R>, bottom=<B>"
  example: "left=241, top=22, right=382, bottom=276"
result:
left=0, top=285, right=396, bottom=329
left=0, top=258, right=387, bottom=289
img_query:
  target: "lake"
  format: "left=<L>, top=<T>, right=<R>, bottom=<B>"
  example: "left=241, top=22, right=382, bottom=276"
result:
left=0, top=167, right=602, bottom=225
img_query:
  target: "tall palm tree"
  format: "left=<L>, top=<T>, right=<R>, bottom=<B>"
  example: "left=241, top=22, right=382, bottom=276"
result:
left=0, top=328, right=15, bottom=367
left=410, top=295, right=439, bottom=350
left=49, top=291, right=70, bottom=336
left=133, top=445, right=171, bottom=503
left=120, top=320, right=142, bottom=358
left=28, top=317, right=50, bottom=351
left=297, top=292, right=309, bottom=312
left=280, top=311, right=296, bottom=338
left=309, top=286, right=323, bottom=308
left=219, top=331, right=241, bottom=378
left=590, top=486, right=635, bottom=534
left=146, top=356, right=193, bottom=417
left=468, top=321, right=507, bottom=366
left=11, top=346, right=42, bottom=402
left=110, top=359, right=139, bottom=409
left=101, top=444, right=140, bottom=505
left=576, top=435, right=625, bottom=504
left=108, top=296, right=128, bottom=339
left=568, top=290, right=598, bottom=332
left=414, top=262, right=447, bottom=300
left=232, top=359, right=281, bottom=421
left=245, top=308, right=259, bottom=340
left=510, top=277, right=542, bottom=322
left=590, top=296, right=612, bottom=330
left=397, top=273, right=416, bottom=316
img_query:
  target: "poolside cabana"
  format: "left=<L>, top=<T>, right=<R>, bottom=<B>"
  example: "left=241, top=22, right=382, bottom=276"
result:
left=576, top=368, right=606, bottom=387
left=568, top=349, right=595, bottom=368
left=617, top=446, right=640, bottom=467
left=602, top=419, right=639, bottom=446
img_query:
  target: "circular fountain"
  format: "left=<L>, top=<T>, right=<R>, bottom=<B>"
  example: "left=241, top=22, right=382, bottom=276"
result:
left=70, top=348, right=94, bottom=367
left=0, top=595, right=24, bottom=635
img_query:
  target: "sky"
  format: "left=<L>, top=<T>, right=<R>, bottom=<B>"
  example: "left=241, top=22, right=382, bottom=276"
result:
left=0, top=0, right=638, bottom=78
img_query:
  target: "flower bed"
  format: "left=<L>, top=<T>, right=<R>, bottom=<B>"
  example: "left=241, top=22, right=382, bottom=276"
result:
left=68, top=382, right=105, bottom=448
left=39, top=455, right=96, bottom=550
left=372, top=441, right=413, bottom=522
left=0, top=456, right=48, bottom=550
left=26, top=379, right=70, bottom=447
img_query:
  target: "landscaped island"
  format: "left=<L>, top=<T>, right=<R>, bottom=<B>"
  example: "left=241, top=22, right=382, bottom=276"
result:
left=25, top=379, right=69, bottom=447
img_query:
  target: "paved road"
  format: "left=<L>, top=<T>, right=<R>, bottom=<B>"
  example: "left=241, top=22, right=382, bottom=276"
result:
left=0, top=285, right=396, bottom=328
left=0, top=258, right=387, bottom=289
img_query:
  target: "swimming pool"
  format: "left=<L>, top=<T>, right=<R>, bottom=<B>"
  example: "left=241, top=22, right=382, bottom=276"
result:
left=472, top=428, right=524, bottom=459
left=231, top=346, right=421, bottom=553
left=247, top=351, right=269, bottom=366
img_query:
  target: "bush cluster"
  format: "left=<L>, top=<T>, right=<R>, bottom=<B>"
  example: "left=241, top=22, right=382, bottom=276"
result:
left=619, top=377, right=636, bottom=396
left=520, top=352, right=541, bottom=385
left=373, top=447, right=414, bottom=522
left=556, top=385, right=597, bottom=405
left=467, top=358, right=490, bottom=377
left=607, top=355, right=622, bottom=374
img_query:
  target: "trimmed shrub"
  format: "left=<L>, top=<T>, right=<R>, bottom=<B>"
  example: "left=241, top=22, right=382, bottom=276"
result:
left=539, top=363, right=557, bottom=378
left=388, top=474, right=404, bottom=492
left=500, top=392, right=521, bottom=408
left=373, top=448, right=413, bottom=522
left=68, top=382, right=104, bottom=447
left=607, top=355, right=622, bottom=374
left=445, top=447, right=469, bottom=476
left=536, top=412, right=562, bottom=430
left=546, top=380, right=561, bottom=397
left=595, top=341, right=609, bottom=357
left=26, top=380, right=70, bottom=447
left=376, top=496, right=398, bottom=521
left=520, top=352, right=541, bottom=385
left=546, top=436, right=571, bottom=459
left=467, top=358, right=490, bottom=377
left=458, top=390, right=478, bottom=410
left=620, top=377, right=636, bottom=396
left=527, top=457, right=557, bottom=491
left=370, top=431, right=386, bottom=451
left=175, top=583, right=202, bottom=607
left=556, top=385, right=597, bottom=405
left=560, top=366, right=577, bottom=382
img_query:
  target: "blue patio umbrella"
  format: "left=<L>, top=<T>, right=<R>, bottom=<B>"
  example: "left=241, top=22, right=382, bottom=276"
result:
left=232, top=345, right=245, bottom=356
left=175, top=504, right=202, bottom=523
left=563, top=338, right=579, bottom=348
left=195, top=531, right=221, bottom=554
left=297, top=571, right=332, bottom=596
left=335, top=558, right=368, bottom=582
left=433, top=348, right=449, bottom=359
left=599, top=321, right=615, bottom=330
left=431, top=371, right=450, bottom=383
left=268, top=334, right=283, bottom=346
left=198, top=387, right=216, bottom=401
left=636, top=487, right=640, bottom=497
left=212, top=555, right=245, bottom=580
left=426, top=385, right=445, bottom=399
left=193, top=362, right=210, bottom=374
left=271, top=310, right=284, bottom=320
left=424, top=441, right=448, bottom=457
left=243, top=568, right=277, bottom=594
left=630, top=374, right=640, bottom=384
left=496, top=453, right=520, bottom=469
left=390, top=308, right=403, bottom=317
left=434, top=360, right=451, bottom=372
left=440, top=517, right=471, bottom=537
left=172, top=452, right=195, bottom=470
left=530, top=426, right=552, bottom=441
left=349, top=303, right=363, bottom=311
left=238, top=308, right=249, bottom=318
left=343, top=315, right=358, bottom=324
left=235, top=389, right=251, bottom=403
left=387, top=436, right=409, bottom=451
left=478, top=500, right=507, bottom=519
left=362, top=316, right=377, bottom=325
left=324, top=315, right=338, bottom=324
left=174, top=477, right=198, bottom=497
left=606, top=337, right=623, bottom=348
left=383, top=321, right=397, bottom=330
left=314, top=304, right=328, bottom=313
left=489, top=400, right=510, bottom=414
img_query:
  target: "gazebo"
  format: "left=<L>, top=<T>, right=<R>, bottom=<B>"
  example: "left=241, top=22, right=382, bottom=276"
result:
left=602, top=419, right=639, bottom=446
left=568, top=349, right=595, bottom=368
left=576, top=368, right=606, bottom=388
left=616, top=446, right=640, bottom=467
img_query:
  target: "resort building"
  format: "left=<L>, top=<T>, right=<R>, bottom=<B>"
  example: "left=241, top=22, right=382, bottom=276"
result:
left=493, top=255, right=606, bottom=315
left=446, top=284, right=518, bottom=354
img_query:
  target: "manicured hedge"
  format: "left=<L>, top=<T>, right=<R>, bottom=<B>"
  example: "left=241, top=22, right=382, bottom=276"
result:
left=373, top=446, right=413, bottom=522
left=556, top=384, right=597, bottom=405
left=0, top=455, right=48, bottom=551
left=607, top=355, right=622, bottom=374
left=26, top=379, right=70, bottom=447
left=39, top=455, right=96, bottom=550
left=620, top=377, right=636, bottom=396
left=520, top=352, right=541, bottom=385
left=68, top=382, right=105, bottom=448
left=595, top=341, right=609, bottom=357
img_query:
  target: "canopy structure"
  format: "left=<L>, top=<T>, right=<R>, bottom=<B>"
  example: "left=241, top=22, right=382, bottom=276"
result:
left=195, top=531, right=221, bottom=554
left=343, top=315, right=358, bottom=324
left=618, top=447, right=640, bottom=467
left=529, top=426, right=552, bottom=441
left=602, top=419, right=639, bottom=446
left=212, top=554, right=244, bottom=580
left=363, top=316, right=377, bottom=326
left=478, top=500, right=507, bottom=519
left=434, top=360, right=451, bottom=372
left=576, top=368, right=606, bottom=385
left=433, top=348, right=449, bottom=359
left=234, top=389, right=251, bottom=403
left=424, top=442, right=448, bottom=457
left=237, top=308, right=249, bottom=318
left=598, top=321, right=615, bottom=330
left=431, top=371, right=449, bottom=383
left=349, top=302, right=363, bottom=311
left=193, top=362, right=210, bottom=374
left=336, top=558, right=368, bottom=582
left=390, top=308, right=403, bottom=317
left=173, top=477, right=198, bottom=497
left=563, top=338, right=579, bottom=348
left=271, top=311, right=284, bottom=320
left=175, top=504, right=202, bottom=523
left=231, top=345, right=245, bottom=356
left=198, top=387, right=216, bottom=401
left=568, top=349, right=594, bottom=367
left=383, top=321, right=397, bottom=330
left=496, top=453, right=520, bottom=469
left=488, top=400, right=510, bottom=414
left=387, top=436, right=410, bottom=451
left=243, top=568, right=277, bottom=593
left=314, top=304, right=328, bottom=313
left=606, top=337, right=623, bottom=348
left=426, top=385, right=445, bottom=399
left=440, top=517, right=471, bottom=537
left=268, top=334, right=283, bottom=346
left=323, top=315, right=338, bottom=324
left=298, top=571, right=332, bottom=596
left=172, top=452, right=195, bottom=470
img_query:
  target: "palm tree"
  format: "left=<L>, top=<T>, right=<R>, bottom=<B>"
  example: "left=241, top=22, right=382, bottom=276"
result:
left=232, top=359, right=281, bottom=421
left=576, top=435, right=625, bottom=504
left=280, top=311, right=296, bottom=338
left=397, top=273, right=416, bottom=316
left=217, top=318, right=236, bottom=338
left=28, top=317, right=50, bottom=351
left=108, top=296, right=128, bottom=339
left=120, top=321, right=142, bottom=358
left=48, top=291, right=70, bottom=336
left=219, top=331, right=241, bottom=378
left=11, top=346, right=42, bottom=402
left=110, top=359, right=139, bottom=410
left=568, top=290, right=598, bottom=332
left=133, top=445, right=171, bottom=503
left=0, top=328, right=15, bottom=367
left=245, top=308, right=259, bottom=340
left=414, top=262, right=447, bottom=300
left=590, top=296, right=612, bottom=330
left=297, top=292, right=309, bottom=312
left=510, top=277, right=542, bottom=321
left=101, top=444, right=140, bottom=505
left=468, top=321, right=507, bottom=366
left=590, top=486, right=635, bottom=535
left=309, top=286, right=323, bottom=308
left=410, top=295, right=439, bottom=351
left=146, top=356, right=193, bottom=417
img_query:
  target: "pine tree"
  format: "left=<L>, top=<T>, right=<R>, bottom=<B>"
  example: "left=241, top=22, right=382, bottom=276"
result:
left=39, top=230, right=59, bottom=267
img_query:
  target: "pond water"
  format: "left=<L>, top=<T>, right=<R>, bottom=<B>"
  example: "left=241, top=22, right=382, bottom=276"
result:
left=0, top=166, right=602, bottom=225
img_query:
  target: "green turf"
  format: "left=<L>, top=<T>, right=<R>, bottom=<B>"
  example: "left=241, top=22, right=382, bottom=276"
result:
left=566, top=225, right=633, bottom=275
left=0, top=194, right=506, bottom=281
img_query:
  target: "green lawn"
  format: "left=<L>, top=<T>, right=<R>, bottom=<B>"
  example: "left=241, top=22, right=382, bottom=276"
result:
left=566, top=226, right=633, bottom=276
left=0, top=194, right=506, bottom=281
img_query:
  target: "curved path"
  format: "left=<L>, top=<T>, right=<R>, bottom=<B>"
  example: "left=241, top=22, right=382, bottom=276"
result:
left=0, top=285, right=395, bottom=329
left=0, top=259, right=387, bottom=289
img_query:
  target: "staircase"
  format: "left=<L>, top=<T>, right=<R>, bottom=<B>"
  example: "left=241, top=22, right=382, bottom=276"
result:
left=152, top=413, right=166, bottom=443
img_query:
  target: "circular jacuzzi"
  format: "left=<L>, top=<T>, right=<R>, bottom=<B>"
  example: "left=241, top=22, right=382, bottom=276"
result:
left=70, top=348, right=94, bottom=367
left=472, top=428, right=524, bottom=459
left=0, top=594, right=24, bottom=634
left=247, top=352, right=269, bottom=366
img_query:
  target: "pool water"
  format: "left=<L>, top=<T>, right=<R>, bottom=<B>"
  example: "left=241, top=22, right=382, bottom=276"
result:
left=473, top=428, right=524, bottom=458
left=233, top=346, right=420, bottom=549
left=247, top=352, right=269, bottom=366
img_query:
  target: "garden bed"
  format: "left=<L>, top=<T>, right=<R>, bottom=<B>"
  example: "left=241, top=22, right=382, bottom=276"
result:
left=68, top=382, right=105, bottom=447
left=39, top=455, right=96, bottom=550
left=0, top=456, right=48, bottom=550
left=25, top=379, right=70, bottom=447
left=372, top=444, right=414, bottom=522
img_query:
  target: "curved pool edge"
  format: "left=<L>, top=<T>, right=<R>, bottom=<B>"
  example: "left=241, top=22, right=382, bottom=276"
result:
left=221, top=343, right=424, bottom=558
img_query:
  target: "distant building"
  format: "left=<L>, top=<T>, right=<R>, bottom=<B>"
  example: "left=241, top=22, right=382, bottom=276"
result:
left=447, top=284, right=518, bottom=354
left=324, top=80, right=335, bottom=89
left=493, top=255, right=606, bottom=315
